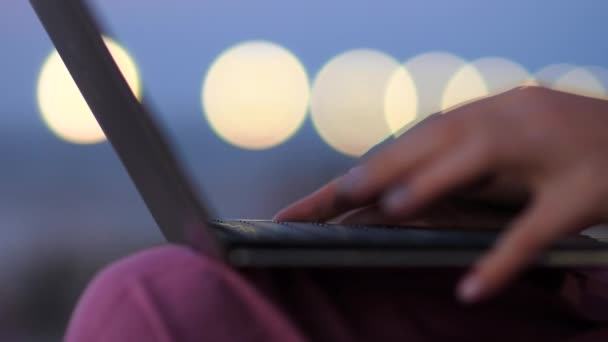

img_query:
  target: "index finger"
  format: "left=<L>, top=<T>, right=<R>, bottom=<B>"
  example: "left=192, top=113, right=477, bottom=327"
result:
left=275, top=113, right=461, bottom=222
left=273, top=177, right=358, bottom=222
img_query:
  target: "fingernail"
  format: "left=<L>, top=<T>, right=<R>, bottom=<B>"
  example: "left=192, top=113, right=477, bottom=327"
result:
left=338, top=166, right=367, bottom=195
left=382, top=187, right=409, bottom=214
left=457, top=274, right=482, bottom=304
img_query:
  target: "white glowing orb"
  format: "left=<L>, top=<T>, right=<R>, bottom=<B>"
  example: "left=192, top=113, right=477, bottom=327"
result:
left=383, top=66, right=418, bottom=136
left=403, top=52, right=468, bottom=120
left=311, top=49, right=401, bottom=157
left=535, top=64, right=577, bottom=87
left=441, top=57, right=531, bottom=111
left=441, top=63, right=487, bottom=111
left=474, top=57, right=532, bottom=92
left=37, top=37, right=141, bottom=144
left=587, top=66, right=608, bottom=97
left=202, top=41, right=310, bottom=150
left=553, top=67, right=606, bottom=99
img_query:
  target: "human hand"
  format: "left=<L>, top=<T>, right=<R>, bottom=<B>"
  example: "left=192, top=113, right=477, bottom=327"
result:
left=275, top=86, right=608, bottom=303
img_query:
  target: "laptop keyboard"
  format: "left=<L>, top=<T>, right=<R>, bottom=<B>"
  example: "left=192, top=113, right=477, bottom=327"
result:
left=209, top=219, right=479, bottom=248
left=209, top=219, right=606, bottom=249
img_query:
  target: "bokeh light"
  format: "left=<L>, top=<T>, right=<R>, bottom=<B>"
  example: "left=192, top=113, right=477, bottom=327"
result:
left=441, top=57, right=531, bottom=111
left=392, top=52, right=467, bottom=134
left=587, top=66, right=608, bottom=96
left=37, top=37, right=142, bottom=144
left=310, top=49, right=400, bottom=157
left=474, top=57, right=532, bottom=91
left=535, top=63, right=577, bottom=86
left=440, top=62, right=487, bottom=111
left=202, top=41, right=310, bottom=150
left=383, top=66, right=418, bottom=136
left=535, top=64, right=606, bottom=98
left=553, top=67, right=606, bottom=99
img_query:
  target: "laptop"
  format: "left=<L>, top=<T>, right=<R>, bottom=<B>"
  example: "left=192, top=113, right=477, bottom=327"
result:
left=29, top=0, right=608, bottom=267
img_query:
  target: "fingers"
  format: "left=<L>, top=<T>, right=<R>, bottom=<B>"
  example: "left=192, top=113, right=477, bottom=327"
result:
left=457, top=188, right=592, bottom=303
left=273, top=179, right=338, bottom=221
left=337, top=118, right=451, bottom=203
left=380, top=140, right=494, bottom=218
left=455, top=175, right=530, bottom=209
left=274, top=177, right=363, bottom=222
left=338, top=98, right=495, bottom=204
left=361, top=113, right=442, bottom=159
left=336, top=200, right=513, bottom=229
left=277, top=103, right=492, bottom=222
left=335, top=206, right=400, bottom=225
left=277, top=94, right=499, bottom=223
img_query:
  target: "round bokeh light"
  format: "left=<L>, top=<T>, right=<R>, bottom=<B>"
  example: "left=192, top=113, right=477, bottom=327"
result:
left=383, top=66, right=418, bottom=137
left=442, top=57, right=531, bottom=111
left=202, top=41, right=310, bottom=150
left=553, top=67, right=606, bottom=99
left=310, top=49, right=402, bottom=157
left=37, top=37, right=142, bottom=144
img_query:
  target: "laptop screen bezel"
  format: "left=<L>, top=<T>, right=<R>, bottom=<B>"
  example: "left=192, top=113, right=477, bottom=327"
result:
left=29, top=0, right=222, bottom=257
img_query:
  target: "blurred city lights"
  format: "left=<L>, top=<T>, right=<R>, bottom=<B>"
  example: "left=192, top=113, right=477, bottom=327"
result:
left=587, top=66, right=608, bottom=97
left=37, top=37, right=141, bottom=144
left=472, top=57, right=532, bottom=92
left=310, top=49, right=400, bottom=157
left=553, top=67, right=606, bottom=99
left=536, top=64, right=606, bottom=99
left=441, top=61, right=487, bottom=111
left=394, top=52, right=468, bottom=134
left=202, top=41, right=310, bottom=150
left=406, top=52, right=468, bottom=113
left=441, top=57, right=531, bottom=111
left=383, top=66, right=418, bottom=136
left=37, top=36, right=608, bottom=150
left=535, top=63, right=578, bottom=86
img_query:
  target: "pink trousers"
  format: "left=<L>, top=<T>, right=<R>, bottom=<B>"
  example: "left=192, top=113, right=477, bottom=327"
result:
left=65, top=245, right=608, bottom=341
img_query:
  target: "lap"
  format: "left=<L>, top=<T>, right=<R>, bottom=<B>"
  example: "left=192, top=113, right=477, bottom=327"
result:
left=66, top=245, right=304, bottom=342
left=65, top=245, right=608, bottom=342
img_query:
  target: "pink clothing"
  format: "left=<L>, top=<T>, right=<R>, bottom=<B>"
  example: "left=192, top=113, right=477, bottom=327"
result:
left=66, top=245, right=608, bottom=341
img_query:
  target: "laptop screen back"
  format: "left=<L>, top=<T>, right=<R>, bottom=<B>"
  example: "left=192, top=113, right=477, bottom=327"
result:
left=29, top=0, right=220, bottom=254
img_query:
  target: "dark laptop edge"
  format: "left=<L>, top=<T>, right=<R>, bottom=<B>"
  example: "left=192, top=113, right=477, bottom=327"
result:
left=29, top=0, right=222, bottom=257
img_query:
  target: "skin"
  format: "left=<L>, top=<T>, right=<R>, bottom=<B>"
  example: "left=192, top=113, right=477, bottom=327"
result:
left=275, top=85, right=608, bottom=304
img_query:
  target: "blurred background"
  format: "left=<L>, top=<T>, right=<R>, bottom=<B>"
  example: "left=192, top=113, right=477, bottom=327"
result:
left=1, top=0, right=607, bottom=340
